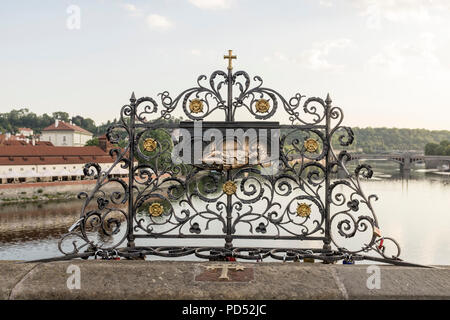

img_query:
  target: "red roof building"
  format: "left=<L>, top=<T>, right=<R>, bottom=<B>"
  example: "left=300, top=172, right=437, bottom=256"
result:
left=17, top=128, right=33, bottom=137
left=41, top=120, right=93, bottom=147
left=0, top=136, right=126, bottom=183
left=0, top=146, right=113, bottom=166
left=42, top=121, right=92, bottom=135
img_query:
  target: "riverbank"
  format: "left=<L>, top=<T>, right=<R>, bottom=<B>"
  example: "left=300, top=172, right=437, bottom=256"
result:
left=0, top=179, right=132, bottom=204
left=1, top=260, right=449, bottom=299
left=0, top=180, right=99, bottom=203
left=0, top=176, right=173, bottom=204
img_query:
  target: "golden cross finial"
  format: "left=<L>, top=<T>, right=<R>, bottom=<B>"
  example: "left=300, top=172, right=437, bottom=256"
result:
left=224, top=49, right=237, bottom=70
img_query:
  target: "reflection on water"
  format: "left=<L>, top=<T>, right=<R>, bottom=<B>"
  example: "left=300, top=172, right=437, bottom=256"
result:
left=0, top=201, right=80, bottom=243
left=0, top=161, right=449, bottom=265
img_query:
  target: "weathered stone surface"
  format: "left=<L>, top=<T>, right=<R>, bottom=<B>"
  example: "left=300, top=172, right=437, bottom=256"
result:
left=1, top=260, right=449, bottom=300
left=0, top=261, right=38, bottom=299
left=6, top=261, right=342, bottom=300
left=335, top=265, right=450, bottom=299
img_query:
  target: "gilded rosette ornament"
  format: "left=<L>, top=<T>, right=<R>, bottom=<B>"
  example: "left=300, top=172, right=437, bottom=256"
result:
left=304, top=138, right=319, bottom=153
left=296, top=203, right=311, bottom=217
left=143, top=138, right=157, bottom=152
left=255, top=98, right=270, bottom=113
left=189, top=98, right=203, bottom=113
left=149, top=203, right=164, bottom=217
left=223, top=181, right=237, bottom=195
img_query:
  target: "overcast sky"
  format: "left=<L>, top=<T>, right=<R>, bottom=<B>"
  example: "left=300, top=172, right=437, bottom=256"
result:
left=1, top=0, right=450, bottom=129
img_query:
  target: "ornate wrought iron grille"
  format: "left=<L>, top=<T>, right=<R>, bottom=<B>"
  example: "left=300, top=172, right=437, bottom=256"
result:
left=51, top=51, right=421, bottom=266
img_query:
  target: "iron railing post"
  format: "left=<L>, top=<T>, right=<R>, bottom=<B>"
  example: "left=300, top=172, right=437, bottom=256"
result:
left=225, top=67, right=234, bottom=250
left=127, top=92, right=136, bottom=248
left=323, top=93, right=332, bottom=252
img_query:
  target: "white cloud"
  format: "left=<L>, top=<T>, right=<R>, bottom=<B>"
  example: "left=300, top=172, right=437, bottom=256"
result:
left=296, top=39, right=353, bottom=71
left=274, top=51, right=288, bottom=62
left=346, top=0, right=449, bottom=29
left=121, top=3, right=142, bottom=17
left=188, top=0, right=233, bottom=10
left=367, top=33, right=440, bottom=76
left=264, top=39, right=353, bottom=71
left=319, top=0, right=333, bottom=7
left=147, top=14, right=174, bottom=30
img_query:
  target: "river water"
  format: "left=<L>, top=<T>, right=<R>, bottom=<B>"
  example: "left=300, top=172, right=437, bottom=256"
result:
left=0, top=161, right=449, bottom=265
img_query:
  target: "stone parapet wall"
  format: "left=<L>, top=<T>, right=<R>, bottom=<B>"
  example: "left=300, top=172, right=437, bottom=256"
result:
left=1, top=261, right=448, bottom=300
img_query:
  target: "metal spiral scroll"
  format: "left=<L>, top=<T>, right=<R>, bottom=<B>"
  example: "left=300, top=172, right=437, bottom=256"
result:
left=54, top=66, right=412, bottom=267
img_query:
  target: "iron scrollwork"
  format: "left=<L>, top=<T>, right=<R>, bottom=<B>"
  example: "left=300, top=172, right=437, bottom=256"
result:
left=54, top=54, right=415, bottom=267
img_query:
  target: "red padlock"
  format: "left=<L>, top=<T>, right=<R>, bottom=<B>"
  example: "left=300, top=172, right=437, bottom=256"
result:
left=378, top=238, right=384, bottom=249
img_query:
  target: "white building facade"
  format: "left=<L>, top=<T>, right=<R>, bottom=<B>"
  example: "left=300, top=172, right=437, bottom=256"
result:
left=0, top=139, right=128, bottom=184
left=41, top=120, right=93, bottom=147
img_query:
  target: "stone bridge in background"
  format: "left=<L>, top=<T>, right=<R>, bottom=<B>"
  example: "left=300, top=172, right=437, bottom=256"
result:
left=347, top=153, right=450, bottom=172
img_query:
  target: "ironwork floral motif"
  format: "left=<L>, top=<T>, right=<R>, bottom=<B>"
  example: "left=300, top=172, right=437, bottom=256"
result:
left=189, top=98, right=203, bottom=113
left=223, top=180, right=237, bottom=195
left=296, top=203, right=311, bottom=217
left=143, top=138, right=157, bottom=152
left=149, top=203, right=164, bottom=217
left=54, top=57, right=412, bottom=267
left=255, top=98, right=270, bottom=113
left=304, top=138, right=319, bottom=153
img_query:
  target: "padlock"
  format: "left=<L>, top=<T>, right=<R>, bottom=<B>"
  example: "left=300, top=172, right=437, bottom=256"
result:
left=303, top=257, right=315, bottom=263
left=378, top=238, right=384, bottom=250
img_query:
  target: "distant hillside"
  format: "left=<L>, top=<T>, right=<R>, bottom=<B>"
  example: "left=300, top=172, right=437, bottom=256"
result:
left=0, top=109, right=99, bottom=135
left=348, top=127, right=450, bottom=153
left=1, top=109, right=449, bottom=152
left=0, top=109, right=181, bottom=138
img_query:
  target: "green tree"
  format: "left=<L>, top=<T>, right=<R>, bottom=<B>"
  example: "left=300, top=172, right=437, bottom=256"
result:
left=425, top=143, right=439, bottom=155
left=52, top=111, right=70, bottom=122
left=85, top=137, right=99, bottom=146
left=425, top=140, right=450, bottom=155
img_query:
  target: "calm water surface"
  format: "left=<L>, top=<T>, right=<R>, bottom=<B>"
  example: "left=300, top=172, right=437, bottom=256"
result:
left=0, top=162, right=449, bottom=265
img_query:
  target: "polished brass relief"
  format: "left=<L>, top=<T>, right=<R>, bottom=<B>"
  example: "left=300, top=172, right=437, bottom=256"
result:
left=223, top=180, right=237, bottom=195
left=149, top=203, right=164, bottom=217
left=296, top=203, right=311, bottom=217
left=143, top=138, right=157, bottom=152
left=304, top=138, right=319, bottom=153
left=255, top=99, right=270, bottom=113
left=189, top=98, right=203, bottom=113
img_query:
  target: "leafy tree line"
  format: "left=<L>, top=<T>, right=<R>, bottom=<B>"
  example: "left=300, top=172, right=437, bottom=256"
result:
left=0, top=108, right=181, bottom=138
left=336, top=127, right=450, bottom=153
left=424, top=140, right=450, bottom=156
left=0, top=108, right=99, bottom=136
left=1, top=109, right=448, bottom=152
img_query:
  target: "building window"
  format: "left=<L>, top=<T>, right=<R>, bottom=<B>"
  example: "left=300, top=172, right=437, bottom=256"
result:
left=49, top=137, right=51, bottom=142
left=63, top=136, right=66, bottom=142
